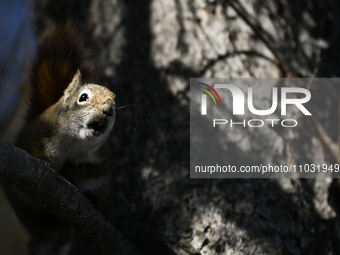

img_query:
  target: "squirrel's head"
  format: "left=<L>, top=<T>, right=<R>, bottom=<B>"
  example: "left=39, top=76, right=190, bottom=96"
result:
left=60, top=70, right=116, bottom=144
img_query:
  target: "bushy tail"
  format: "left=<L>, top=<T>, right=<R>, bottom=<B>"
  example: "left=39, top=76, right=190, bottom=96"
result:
left=27, top=24, right=96, bottom=121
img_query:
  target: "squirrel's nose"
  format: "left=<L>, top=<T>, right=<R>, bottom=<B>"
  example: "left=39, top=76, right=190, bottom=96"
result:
left=103, top=105, right=114, bottom=117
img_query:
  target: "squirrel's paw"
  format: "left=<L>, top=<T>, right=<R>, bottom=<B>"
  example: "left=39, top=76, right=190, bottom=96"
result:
left=40, top=160, right=51, bottom=168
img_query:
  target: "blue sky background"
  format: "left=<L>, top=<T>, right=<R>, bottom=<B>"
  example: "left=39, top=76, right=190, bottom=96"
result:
left=0, top=0, right=35, bottom=123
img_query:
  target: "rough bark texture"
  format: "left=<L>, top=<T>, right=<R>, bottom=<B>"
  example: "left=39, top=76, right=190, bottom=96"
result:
left=9, top=0, right=340, bottom=254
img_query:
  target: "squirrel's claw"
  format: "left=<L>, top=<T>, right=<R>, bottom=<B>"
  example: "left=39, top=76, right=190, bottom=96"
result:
left=41, top=160, right=51, bottom=168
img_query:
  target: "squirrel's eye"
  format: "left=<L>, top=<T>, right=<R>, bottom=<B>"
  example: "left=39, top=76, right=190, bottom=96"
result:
left=79, top=93, right=89, bottom=102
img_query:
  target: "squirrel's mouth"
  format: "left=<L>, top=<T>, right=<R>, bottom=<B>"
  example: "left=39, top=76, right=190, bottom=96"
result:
left=88, top=119, right=108, bottom=137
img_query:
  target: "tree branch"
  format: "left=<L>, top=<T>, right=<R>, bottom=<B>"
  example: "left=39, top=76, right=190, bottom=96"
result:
left=0, top=141, right=139, bottom=255
left=226, top=0, right=293, bottom=78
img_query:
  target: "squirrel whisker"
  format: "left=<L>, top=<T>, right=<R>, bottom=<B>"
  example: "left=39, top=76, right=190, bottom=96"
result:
left=116, top=103, right=149, bottom=110
left=115, top=116, right=138, bottom=133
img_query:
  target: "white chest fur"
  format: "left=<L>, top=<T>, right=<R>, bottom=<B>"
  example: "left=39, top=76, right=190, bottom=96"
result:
left=45, top=134, right=101, bottom=172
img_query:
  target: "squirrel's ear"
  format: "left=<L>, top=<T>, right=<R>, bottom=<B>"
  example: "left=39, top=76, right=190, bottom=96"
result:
left=63, top=70, right=82, bottom=104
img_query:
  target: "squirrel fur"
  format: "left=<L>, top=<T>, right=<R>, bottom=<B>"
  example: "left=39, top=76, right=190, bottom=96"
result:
left=2, top=24, right=116, bottom=250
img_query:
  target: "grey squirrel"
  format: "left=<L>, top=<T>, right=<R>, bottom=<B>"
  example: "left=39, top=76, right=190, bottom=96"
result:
left=1, top=24, right=116, bottom=252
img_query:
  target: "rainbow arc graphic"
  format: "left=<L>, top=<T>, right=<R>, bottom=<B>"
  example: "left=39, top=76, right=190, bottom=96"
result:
left=197, top=82, right=222, bottom=106
left=197, top=82, right=222, bottom=115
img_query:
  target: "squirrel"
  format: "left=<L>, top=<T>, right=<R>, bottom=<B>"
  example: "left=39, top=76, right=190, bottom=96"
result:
left=1, top=24, right=116, bottom=252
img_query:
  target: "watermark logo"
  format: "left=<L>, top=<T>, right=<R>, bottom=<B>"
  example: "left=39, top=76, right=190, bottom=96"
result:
left=200, top=84, right=311, bottom=116
left=198, top=83, right=312, bottom=128
left=190, top=78, right=337, bottom=179
left=196, top=82, right=222, bottom=115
